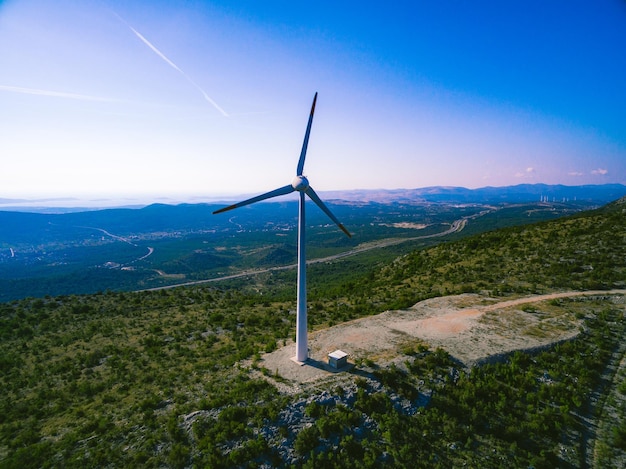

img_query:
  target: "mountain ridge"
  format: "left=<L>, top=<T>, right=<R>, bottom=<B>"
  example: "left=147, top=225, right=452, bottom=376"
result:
left=321, top=183, right=626, bottom=204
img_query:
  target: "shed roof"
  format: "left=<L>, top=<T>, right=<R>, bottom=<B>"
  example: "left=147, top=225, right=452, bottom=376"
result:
left=328, top=350, right=348, bottom=360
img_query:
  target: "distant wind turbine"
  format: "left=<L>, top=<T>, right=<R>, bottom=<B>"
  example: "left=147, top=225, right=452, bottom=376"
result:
left=213, top=93, right=351, bottom=363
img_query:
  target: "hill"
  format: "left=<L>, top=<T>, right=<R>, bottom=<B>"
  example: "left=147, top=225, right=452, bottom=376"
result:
left=0, top=197, right=625, bottom=467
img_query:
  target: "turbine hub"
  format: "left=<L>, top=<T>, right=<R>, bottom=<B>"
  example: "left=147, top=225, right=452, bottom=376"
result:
left=292, top=175, right=309, bottom=192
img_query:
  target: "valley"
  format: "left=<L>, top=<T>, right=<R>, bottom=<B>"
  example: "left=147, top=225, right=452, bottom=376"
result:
left=3, top=183, right=617, bottom=302
left=143, top=211, right=470, bottom=292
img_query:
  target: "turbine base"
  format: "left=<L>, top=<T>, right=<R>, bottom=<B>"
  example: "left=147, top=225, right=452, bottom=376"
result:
left=290, top=356, right=307, bottom=366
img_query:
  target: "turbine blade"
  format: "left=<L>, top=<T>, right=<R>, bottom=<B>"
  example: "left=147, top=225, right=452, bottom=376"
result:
left=305, top=186, right=352, bottom=238
left=213, top=184, right=295, bottom=214
left=296, top=92, right=318, bottom=176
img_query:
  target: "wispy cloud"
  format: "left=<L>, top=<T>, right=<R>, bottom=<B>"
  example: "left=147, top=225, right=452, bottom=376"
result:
left=591, top=168, right=608, bottom=175
left=114, top=12, right=228, bottom=117
left=568, top=171, right=584, bottom=177
left=0, top=85, right=118, bottom=102
left=515, top=167, right=535, bottom=178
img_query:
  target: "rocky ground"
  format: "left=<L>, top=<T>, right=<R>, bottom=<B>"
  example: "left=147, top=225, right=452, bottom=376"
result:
left=177, top=290, right=626, bottom=466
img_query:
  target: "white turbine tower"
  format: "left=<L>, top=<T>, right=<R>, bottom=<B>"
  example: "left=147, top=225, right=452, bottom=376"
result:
left=213, top=92, right=351, bottom=363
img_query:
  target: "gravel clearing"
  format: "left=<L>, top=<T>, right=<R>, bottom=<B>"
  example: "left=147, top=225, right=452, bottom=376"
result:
left=255, top=290, right=626, bottom=391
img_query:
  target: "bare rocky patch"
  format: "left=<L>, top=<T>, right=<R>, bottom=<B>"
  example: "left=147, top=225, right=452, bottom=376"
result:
left=254, top=290, right=626, bottom=389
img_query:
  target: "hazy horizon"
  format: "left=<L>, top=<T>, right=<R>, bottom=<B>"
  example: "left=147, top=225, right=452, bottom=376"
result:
left=2, top=182, right=625, bottom=211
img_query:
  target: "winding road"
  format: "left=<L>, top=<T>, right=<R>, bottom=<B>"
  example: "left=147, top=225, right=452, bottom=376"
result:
left=77, top=225, right=155, bottom=265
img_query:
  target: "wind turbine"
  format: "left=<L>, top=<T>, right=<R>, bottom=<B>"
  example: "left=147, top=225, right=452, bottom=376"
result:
left=213, top=92, right=351, bottom=363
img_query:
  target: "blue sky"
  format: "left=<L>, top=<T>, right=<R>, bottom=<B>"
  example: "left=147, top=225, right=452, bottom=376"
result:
left=1, top=0, right=625, bottom=203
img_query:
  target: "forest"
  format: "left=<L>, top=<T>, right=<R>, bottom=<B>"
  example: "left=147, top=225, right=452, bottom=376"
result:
left=0, top=196, right=625, bottom=467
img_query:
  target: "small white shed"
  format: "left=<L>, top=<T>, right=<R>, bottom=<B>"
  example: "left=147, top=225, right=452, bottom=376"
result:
left=328, top=350, right=348, bottom=369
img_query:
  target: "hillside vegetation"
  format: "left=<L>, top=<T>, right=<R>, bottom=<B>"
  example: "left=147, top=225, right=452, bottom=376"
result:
left=1, top=197, right=625, bottom=467
left=369, top=197, right=625, bottom=306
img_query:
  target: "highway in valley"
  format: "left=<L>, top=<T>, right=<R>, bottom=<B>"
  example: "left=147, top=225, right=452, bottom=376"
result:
left=141, top=215, right=470, bottom=292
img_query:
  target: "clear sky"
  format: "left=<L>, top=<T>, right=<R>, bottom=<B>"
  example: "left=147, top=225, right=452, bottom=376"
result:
left=1, top=0, right=625, bottom=203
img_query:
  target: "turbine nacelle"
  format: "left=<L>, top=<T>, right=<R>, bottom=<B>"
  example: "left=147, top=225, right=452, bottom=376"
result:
left=292, top=175, right=309, bottom=192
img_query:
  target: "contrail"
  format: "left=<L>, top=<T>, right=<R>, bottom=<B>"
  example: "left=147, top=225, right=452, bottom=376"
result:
left=127, top=26, right=183, bottom=73
left=0, top=84, right=118, bottom=102
left=115, top=13, right=229, bottom=117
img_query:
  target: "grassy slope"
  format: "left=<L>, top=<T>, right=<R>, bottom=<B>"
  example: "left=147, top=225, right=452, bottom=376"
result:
left=0, top=198, right=624, bottom=467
